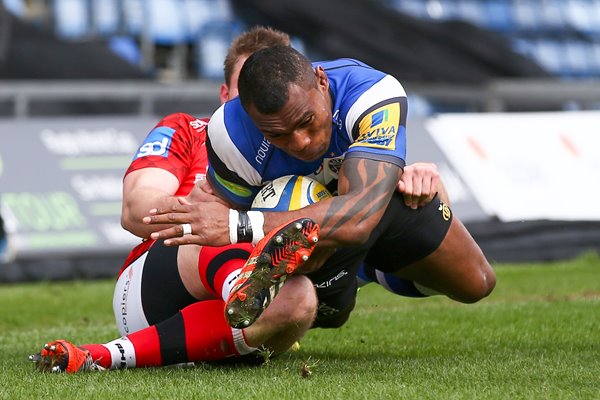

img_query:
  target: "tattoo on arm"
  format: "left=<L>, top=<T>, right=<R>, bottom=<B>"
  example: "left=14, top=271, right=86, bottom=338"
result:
left=321, top=158, right=400, bottom=240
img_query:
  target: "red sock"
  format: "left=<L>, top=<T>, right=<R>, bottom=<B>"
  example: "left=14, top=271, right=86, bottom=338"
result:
left=197, top=244, right=252, bottom=300
left=80, top=344, right=112, bottom=369
left=83, top=300, right=255, bottom=369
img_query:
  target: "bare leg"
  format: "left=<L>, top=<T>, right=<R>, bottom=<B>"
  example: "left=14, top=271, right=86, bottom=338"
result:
left=392, top=217, right=496, bottom=303
left=246, top=276, right=317, bottom=354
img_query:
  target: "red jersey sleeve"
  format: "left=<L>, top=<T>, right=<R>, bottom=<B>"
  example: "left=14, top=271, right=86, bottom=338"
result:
left=125, top=113, right=209, bottom=196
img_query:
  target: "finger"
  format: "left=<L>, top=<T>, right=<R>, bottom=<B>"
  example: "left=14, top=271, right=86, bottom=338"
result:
left=401, top=175, right=413, bottom=195
left=178, top=196, right=192, bottom=206
left=397, top=179, right=405, bottom=193
left=199, top=179, right=214, bottom=194
left=150, top=225, right=183, bottom=240
left=164, top=235, right=201, bottom=246
left=410, top=179, right=422, bottom=209
left=150, top=221, right=198, bottom=240
left=400, top=178, right=415, bottom=208
left=419, top=191, right=436, bottom=207
left=143, top=212, right=187, bottom=225
left=152, top=202, right=191, bottom=215
left=421, top=175, right=432, bottom=197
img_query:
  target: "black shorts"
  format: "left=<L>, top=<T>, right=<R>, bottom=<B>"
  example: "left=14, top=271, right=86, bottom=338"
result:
left=308, top=193, right=453, bottom=328
left=139, top=240, right=197, bottom=325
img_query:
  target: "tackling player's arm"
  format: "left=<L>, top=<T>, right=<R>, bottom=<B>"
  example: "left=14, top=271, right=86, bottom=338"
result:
left=121, top=168, right=181, bottom=238
left=122, top=114, right=209, bottom=239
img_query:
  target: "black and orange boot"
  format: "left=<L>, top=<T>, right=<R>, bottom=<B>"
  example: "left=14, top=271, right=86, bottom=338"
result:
left=225, top=218, right=319, bottom=329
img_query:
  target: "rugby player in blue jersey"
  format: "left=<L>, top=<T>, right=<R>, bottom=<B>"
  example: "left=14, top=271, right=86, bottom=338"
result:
left=147, top=46, right=496, bottom=330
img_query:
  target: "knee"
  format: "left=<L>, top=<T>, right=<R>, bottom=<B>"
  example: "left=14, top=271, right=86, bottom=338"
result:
left=272, top=276, right=318, bottom=327
left=457, top=261, right=496, bottom=304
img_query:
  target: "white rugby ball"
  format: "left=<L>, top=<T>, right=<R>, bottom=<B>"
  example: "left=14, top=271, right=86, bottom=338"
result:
left=252, top=175, right=332, bottom=211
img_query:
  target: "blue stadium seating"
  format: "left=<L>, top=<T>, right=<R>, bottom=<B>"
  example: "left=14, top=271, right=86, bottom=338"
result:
left=52, top=0, right=90, bottom=40
left=183, top=0, right=234, bottom=42
left=145, top=0, right=187, bottom=46
left=91, top=0, right=121, bottom=36
left=2, top=0, right=24, bottom=17
left=385, top=0, right=600, bottom=78
left=195, top=19, right=243, bottom=80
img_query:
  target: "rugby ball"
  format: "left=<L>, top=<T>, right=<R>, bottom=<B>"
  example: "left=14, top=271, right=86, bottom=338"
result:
left=252, top=175, right=332, bottom=211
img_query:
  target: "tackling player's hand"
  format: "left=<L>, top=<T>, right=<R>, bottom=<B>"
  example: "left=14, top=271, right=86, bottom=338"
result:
left=143, top=198, right=231, bottom=247
left=398, top=162, right=440, bottom=209
left=182, top=179, right=228, bottom=206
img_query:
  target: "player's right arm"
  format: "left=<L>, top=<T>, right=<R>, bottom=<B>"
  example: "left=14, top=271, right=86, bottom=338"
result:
left=121, top=168, right=181, bottom=238
left=121, top=113, right=209, bottom=239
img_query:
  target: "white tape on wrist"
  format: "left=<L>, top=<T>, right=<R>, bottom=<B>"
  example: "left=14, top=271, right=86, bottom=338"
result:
left=247, top=211, right=265, bottom=245
left=229, top=209, right=239, bottom=244
left=228, top=209, right=265, bottom=245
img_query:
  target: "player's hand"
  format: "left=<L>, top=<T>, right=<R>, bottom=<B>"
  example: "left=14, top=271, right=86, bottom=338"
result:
left=398, top=162, right=439, bottom=209
left=182, top=179, right=228, bottom=206
left=143, top=199, right=231, bottom=247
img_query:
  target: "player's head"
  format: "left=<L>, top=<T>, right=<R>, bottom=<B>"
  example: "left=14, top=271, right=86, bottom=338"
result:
left=238, top=45, right=332, bottom=162
left=220, top=26, right=291, bottom=103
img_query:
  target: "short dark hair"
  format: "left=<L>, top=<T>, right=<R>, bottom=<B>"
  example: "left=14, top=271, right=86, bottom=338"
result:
left=238, top=46, right=314, bottom=115
left=223, top=26, right=290, bottom=86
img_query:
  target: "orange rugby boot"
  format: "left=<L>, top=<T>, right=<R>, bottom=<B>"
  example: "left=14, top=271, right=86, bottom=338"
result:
left=225, top=217, right=319, bottom=329
left=29, top=340, right=105, bottom=373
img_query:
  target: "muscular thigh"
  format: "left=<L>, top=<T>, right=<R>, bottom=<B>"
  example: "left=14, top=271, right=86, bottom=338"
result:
left=391, top=216, right=494, bottom=302
left=365, top=194, right=452, bottom=272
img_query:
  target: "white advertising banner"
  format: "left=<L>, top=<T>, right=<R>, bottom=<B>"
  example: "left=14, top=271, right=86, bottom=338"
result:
left=426, top=111, right=600, bottom=221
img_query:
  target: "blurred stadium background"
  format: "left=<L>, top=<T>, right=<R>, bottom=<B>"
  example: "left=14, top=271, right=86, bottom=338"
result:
left=1, top=0, right=600, bottom=282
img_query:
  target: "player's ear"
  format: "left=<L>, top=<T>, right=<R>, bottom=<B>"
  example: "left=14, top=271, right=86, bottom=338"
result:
left=219, top=84, right=229, bottom=104
left=314, top=66, right=328, bottom=91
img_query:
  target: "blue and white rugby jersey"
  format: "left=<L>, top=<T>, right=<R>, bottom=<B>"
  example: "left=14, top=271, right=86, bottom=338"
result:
left=207, top=58, right=408, bottom=209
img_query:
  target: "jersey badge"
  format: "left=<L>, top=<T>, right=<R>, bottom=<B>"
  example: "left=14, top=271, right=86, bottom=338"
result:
left=134, top=126, right=175, bottom=159
left=352, top=103, right=400, bottom=150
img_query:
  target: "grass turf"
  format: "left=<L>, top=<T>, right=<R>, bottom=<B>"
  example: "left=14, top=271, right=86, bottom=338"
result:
left=0, top=253, right=598, bottom=399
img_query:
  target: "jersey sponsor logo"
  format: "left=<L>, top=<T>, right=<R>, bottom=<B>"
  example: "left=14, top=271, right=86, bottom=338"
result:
left=255, top=138, right=271, bottom=165
left=352, top=103, right=400, bottom=150
left=134, top=126, right=176, bottom=159
left=189, top=119, right=208, bottom=131
left=213, top=172, right=254, bottom=198
left=438, top=200, right=451, bottom=221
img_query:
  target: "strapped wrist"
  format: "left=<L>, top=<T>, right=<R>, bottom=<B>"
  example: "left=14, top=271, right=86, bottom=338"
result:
left=228, top=209, right=264, bottom=245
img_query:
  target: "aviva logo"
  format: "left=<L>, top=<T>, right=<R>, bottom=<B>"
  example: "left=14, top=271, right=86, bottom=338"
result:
left=353, top=103, right=400, bottom=150
left=371, top=109, right=389, bottom=126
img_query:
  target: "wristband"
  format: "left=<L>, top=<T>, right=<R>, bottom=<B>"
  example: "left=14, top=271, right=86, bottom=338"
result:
left=247, top=211, right=265, bottom=245
left=229, top=209, right=239, bottom=244
left=237, top=211, right=253, bottom=243
left=228, top=209, right=265, bottom=245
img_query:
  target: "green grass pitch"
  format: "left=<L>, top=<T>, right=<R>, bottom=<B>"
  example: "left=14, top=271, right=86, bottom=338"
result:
left=0, top=253, right=598, bottom=399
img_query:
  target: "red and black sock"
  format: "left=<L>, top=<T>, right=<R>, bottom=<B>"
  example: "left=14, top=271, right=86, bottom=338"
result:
left=197, top=244, right=253, bottom=300
left=82, top=299, right=256, bottom=369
